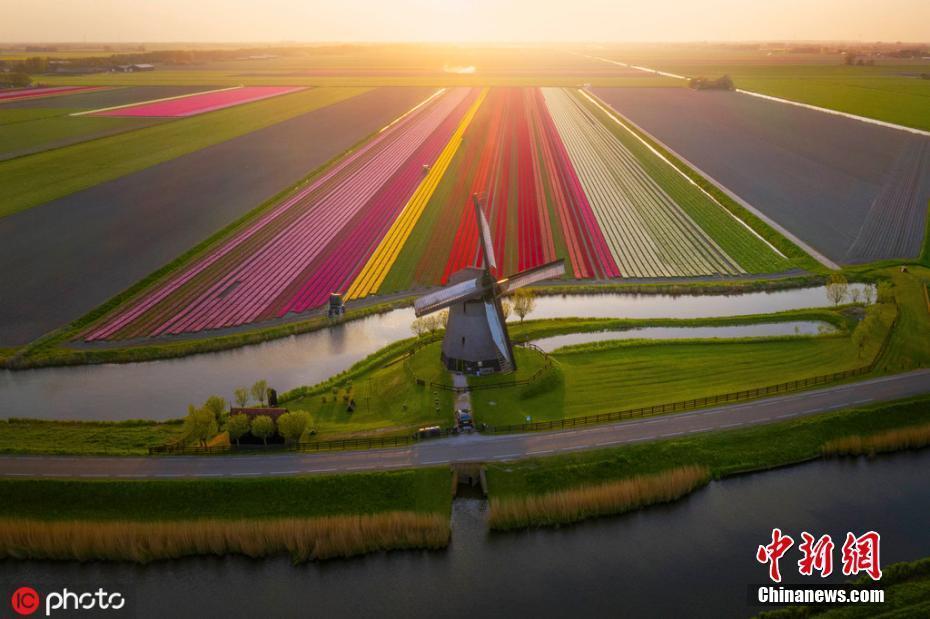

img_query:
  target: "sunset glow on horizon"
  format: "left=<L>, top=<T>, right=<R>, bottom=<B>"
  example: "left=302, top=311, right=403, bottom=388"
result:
left=4, top=0, right=929, bottom=43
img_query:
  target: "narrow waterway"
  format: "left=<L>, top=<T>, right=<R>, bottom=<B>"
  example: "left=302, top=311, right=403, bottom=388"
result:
left=2, top=449, right=926, bottom=618
left=531, top=320, right=835, bottom=352
left=0, top=284, right=872, bottom=421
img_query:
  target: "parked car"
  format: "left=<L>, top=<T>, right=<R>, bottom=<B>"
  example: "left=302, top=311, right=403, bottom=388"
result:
left=455, top=408, right=474, bottom=433
left=416, top=425, right=442, bottom=439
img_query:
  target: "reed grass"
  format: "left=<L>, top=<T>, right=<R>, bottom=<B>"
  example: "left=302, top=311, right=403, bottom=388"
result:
left=821, top=422, right=930, bottom=457
left=0, top=512, right=449, bottom=563
left=488, top=465, right=710, bottom=530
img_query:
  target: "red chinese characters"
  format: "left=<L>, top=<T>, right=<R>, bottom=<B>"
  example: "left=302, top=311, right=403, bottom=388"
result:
left=797, top=532, right=835, bottom=577
left=756, top=528, right=795, bottom=583
left=841, top=531, right=883, bottom=581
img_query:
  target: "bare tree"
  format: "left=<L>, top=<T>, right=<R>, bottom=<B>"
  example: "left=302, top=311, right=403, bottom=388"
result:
left=233, top=387, right=249, bottom=408
left=826, top=273, right=849, bottom=307
left=501, top=299, right=512, bottom=320
left=251, top=379, right=268, bottom=407
left=410, top=317, right=428, bottom=338
left=512, top=289, right=537, bottom=322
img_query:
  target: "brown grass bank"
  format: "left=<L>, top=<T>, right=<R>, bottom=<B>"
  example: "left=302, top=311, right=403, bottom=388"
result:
left=821, top=422, right=930, bottom=457
left=488, top=465, right=710, bottom=531
left=0, top=512, right=449, bottom=563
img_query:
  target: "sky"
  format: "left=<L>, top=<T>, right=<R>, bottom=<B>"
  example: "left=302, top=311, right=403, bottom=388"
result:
left=3, top=0, right=929, bottom=43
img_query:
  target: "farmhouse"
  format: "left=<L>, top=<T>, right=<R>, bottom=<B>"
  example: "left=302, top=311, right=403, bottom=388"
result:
left=114, top=63, right=155, bottom=72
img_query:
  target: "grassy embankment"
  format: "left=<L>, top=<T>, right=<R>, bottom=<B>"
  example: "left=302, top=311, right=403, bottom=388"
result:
left=0, top=468, right=451, bottom=562
left=757, top=557, right=930, bottom=618
left=0, top=418, right=183, bottom=456
left=487, top=396, right=930, bottom=530
left=470, top=300, right=894, bottom=427
left=0, top=86, right=369, bottom=218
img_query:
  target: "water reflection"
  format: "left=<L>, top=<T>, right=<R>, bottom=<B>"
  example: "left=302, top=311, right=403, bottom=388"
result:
left=532, top=320, right=836, bottom=352
left=0, top=284, right=873, bottom=421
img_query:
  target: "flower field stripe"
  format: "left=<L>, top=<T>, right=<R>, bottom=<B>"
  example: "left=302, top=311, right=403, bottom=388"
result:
left=84, top=88, right=470, bottom=340
left=89, top=86, right=307, bottom=118
left=0, top=86, right=106, bottom=102
left=71, top=86, right=243, bottom=116
left=344, top=88, right=489, bottom=301
left=162, top=90, right=471, bottom=333
left=532, top=89, right=619, bottom=279
left=541, top=88, right=743, bottom=278
left=275, top=88, right=482, bottom=314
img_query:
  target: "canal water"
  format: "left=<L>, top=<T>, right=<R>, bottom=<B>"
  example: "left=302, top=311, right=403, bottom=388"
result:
left=531, top=320, right=835, bottom=352
left=2, top=449, right=926, bottom=618
left=0, top=284, right=872, bottom=421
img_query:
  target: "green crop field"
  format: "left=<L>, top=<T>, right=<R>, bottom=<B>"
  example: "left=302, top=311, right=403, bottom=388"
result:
left=0, top=86, right=368, bottom=218
left=0, top=107, right=157, bottom=160
left=0, top=418, right=183, bottom=456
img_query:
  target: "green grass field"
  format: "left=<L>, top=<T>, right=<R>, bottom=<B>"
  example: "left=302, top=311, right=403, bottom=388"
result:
left=0, top=418, right=183, bottom=456
left=0, top=107, right=157, bottom=159
left=286, top=340, right=455, bottom=439
left=486, top=396, right=930, bottom=499
left=470, top=300, right=895, bottom=426
left=0, top=86, right=368, bottom=218
left=0, top=467, right=451, bottom=521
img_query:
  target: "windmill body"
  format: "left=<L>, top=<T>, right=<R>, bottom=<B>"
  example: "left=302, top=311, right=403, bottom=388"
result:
left=414, top=195, right=565, bottom=376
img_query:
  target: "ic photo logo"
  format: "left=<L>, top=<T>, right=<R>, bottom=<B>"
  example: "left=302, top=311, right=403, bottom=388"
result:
left=10, top=586, right=126, bottom=616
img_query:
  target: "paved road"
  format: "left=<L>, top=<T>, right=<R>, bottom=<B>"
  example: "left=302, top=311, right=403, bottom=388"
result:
left=1, top=369, right=928, bottom=479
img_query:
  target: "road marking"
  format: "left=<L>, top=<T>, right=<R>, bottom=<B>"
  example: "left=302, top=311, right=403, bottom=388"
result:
left=267, top=470, right=300, bottom=475
left=229, top=472, right=262, bottom=477
left=195, top=473, right=223, bottom=477
left=421, top=460, right=447, bottom=465
left=852, top=398, right=874, bottom=405
left=313, top=467, right=337, bottom=473
left=720, top=422, right=744, bottom=428
left=528, top=449, right=554, bottom=455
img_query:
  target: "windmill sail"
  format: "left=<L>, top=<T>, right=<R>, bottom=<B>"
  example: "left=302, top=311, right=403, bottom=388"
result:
left=473, top=194, right=497, bottom=271
left=414, top=276, right=485, bottom=316
left=498, top=259, right=566, bottom=295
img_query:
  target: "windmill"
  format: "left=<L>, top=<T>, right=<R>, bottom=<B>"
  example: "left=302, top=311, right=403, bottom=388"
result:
left=414, top=194, right=565, bottom=375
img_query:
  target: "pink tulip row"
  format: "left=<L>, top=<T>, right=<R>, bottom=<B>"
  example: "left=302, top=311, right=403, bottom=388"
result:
left=91, top=86, right=306, bottom=117
left=85, top=88, right=475, bottom=340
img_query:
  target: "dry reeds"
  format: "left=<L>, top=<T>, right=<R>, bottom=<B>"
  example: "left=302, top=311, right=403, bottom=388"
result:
left=821, top=422, right=930, bottom=457
left=0, top=511, right=449, bottom=563
left=488, top=465, right=711, bottom=530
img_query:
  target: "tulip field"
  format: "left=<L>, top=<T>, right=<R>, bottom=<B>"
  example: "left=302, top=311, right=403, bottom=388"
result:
left=85, top=87, right=791, bottom=341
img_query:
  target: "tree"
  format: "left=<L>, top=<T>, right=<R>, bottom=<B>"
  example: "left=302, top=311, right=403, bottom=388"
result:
left=825, top=273, right=848, bottom=307
left=202, top=395, right=227, bottom=425
left=251, top=379, right=268, bottom=406
left=277, top=411, right=310, bottom=445
left=250, top=415, right=275, bottom=446
left=863, top=286, right=875, bottom=306
left=234, top=387, right=249, bottom=408
left=226, top=414, right=250, bottom=447
left=410, top=317, right=427, bottom=338
left=183, top=404, right=218, bottom=448
left=512, top=288, right=536, bottom=322
left=437, top=309, right=449, bottom=329
left=500, top=299, right=512, bottom=320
